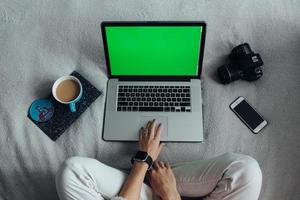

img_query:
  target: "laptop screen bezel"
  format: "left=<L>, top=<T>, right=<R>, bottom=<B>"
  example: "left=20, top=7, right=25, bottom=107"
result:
left=101, top=21, right=206, bottom=80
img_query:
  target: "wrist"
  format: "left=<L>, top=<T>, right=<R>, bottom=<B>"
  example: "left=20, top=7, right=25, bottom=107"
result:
left=133, top=161, right=148, bottom=169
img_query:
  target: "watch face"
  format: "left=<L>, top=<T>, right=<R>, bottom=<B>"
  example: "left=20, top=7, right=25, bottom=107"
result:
left=135, top=151, right=148, bottom=161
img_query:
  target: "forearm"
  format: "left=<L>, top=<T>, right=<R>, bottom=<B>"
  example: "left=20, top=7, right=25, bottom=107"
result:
left=118, top=162, right=148, bottom=200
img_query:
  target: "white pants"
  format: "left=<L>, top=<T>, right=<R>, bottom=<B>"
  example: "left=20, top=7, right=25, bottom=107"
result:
left=55, top=153, right=262, bottom=200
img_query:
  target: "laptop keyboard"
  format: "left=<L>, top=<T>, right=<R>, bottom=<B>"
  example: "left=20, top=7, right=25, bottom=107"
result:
left=116, top=85, right=191, bottom=112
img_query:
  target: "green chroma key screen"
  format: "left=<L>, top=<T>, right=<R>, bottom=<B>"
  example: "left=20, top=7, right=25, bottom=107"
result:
left=105, top=26, right=203, bottom=76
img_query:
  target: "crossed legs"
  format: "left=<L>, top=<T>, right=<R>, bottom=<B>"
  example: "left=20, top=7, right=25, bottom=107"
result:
left=56, top=153, right=262, bottom=200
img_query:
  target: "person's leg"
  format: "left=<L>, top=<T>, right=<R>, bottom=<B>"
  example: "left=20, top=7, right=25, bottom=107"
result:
left=55, top=157, right=153, bottom=200
left=172, top=153, right=262, bottom=200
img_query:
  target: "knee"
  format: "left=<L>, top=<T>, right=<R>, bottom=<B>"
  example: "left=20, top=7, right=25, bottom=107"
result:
left=55, top=157, right=84, bottom=189
left=224, top=153, right=262, bottom=188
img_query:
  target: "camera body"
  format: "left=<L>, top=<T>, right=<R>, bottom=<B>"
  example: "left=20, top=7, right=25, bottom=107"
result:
left=218, top=43, right=263, bottom=84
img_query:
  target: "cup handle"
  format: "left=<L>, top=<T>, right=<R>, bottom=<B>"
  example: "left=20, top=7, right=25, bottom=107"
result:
left=69, top=102, right=76, bottom=112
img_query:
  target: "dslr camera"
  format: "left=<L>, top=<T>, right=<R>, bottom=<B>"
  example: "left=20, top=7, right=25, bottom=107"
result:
left=217, top=43, right=263, bottom=84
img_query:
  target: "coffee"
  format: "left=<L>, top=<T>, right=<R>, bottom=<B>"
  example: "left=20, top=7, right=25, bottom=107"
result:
left=56, top=79, right=80, bottom=102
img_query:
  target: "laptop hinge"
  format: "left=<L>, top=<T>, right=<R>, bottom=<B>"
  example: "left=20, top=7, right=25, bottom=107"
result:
left=118, top=77, right=191, bottom=82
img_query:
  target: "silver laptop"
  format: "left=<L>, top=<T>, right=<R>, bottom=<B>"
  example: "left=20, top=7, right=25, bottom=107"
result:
left=101, top=21, right=206, bottom=142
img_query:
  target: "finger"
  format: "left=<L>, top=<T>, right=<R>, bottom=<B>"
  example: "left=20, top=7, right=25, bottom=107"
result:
left=139, top=127, right=145, bottom=139
left=153, top=161, right=159, bottom=170
left=164, top=162, right=171, bottom=169
left=158, top=161, right=165, bottom=168
left=149, top=119, right=157, bottom=138
left=145, top=120, right=152, bottom=130
left=155, top=123, right=163, bottom=140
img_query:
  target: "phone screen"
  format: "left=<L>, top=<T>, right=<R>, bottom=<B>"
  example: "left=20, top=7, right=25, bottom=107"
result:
left=233, top=100, right=264, bottom=130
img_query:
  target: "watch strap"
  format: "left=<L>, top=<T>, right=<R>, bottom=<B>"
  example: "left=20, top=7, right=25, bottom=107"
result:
left=131, top=151, right=153, bottom=170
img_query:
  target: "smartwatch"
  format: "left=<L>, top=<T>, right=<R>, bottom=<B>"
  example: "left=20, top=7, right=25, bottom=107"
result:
left=131, top=151, right=153, bottom=170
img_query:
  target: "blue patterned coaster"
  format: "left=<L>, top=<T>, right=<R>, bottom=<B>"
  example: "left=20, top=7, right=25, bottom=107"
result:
left=28, top=71, right=102, bottom=141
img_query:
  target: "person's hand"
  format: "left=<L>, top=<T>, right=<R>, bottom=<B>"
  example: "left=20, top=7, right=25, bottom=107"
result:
left=139, top=119, right=164, bottom=161
left=149, top=161, right=181, bottom=200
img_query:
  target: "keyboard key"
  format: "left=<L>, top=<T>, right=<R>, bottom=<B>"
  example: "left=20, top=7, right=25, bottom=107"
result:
left=164, top=102, right=169, bottom=106
left=118, top=93, right=125, bottom=97
left=133, top=107, right=138, bottom=111
left=176, top=94, right=180, bottom=97
left=129, top=102, right=133, bottom=106
left=127, top=98, right=131, bottom=101
left=126, top=93, right=130, bottom=97
left=162, top=98, right=166, bottom=101
left=170, top=102, right=174, bottom=106
left=181, top=93, right=185, bottom=97
left=127, top=107, right=132, bottom=111
left=157, top=98, right=161, bottom=101
left=180, top=102, right=191, bottom=106
left=171, top=107, right=175, bottom=112
left=183, top=89, right=190, bottom=93
left=142, top=98, right=146, bottom=101
left=167, top=98, right=171, bottom=101
left=149, top=102, right=153, bottom=106
left=152, top=98, right=156, bottom=101
left=139, top=107, right=163, bottom=112
left=159, top=102, right=163, bottom=106
left=118, top=102, right=128, bottom=106
left=144, top=102, right=149, bottom=106
left=172, top=98, right=176, bottom=101
left=182, top=98, right=190, bottom=102
left=147, top=98, right=151, bottom=101
left=177, top=98, right=181, bottom=101
left=122, top=107, right=126, bottom=111
left=117, top=107, right=121, bottom=111
left=164, top=107, right=170, bottom=112
left=134, top=102, right=138, bottom=106
left=118, top=97, right=125, bottom=101
left=132, top=98, right=136, bottom=101
left=186, top=107, right=191, bottom=112
left=166, top=94, right=170, bottom=97
left=139, top=102, right=143, bottom=106
left=154, top=102, right=158, bottom=106
left=137, top=98, right=141, bottom=101
left=186, top=94, right=190, bottom=97
left=181, top=107, right=185, bottom=112
left=136, top=93, right=140, bottom=97
left=161, top=93, right=165, bottom=97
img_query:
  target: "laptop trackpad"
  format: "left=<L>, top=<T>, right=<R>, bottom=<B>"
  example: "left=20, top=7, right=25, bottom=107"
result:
left=139, top=116, right=168, bottom=138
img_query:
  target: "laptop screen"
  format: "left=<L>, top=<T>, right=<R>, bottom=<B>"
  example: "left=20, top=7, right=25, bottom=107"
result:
left=103, top=23, right=205, bottom=77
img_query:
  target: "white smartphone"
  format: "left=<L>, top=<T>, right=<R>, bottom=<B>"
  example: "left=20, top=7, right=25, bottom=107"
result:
left=230, top=96, right=267, bottom=134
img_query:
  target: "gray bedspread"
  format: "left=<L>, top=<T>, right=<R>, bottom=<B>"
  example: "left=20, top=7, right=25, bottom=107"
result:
left=0, top=0, right=299, bottom=199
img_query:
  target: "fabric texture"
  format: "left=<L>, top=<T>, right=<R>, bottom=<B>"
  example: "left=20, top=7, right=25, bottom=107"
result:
left=0, top=0, right=299, bottom=200
left=55, top=153, right=262, bottom=200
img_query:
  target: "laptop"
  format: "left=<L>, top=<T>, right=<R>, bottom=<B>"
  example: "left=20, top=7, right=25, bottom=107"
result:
left=101, top=21, right=206, bottom=142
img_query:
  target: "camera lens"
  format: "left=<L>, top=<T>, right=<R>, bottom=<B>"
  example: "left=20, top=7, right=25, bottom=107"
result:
left=217, top=64, right=241, bottom=84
